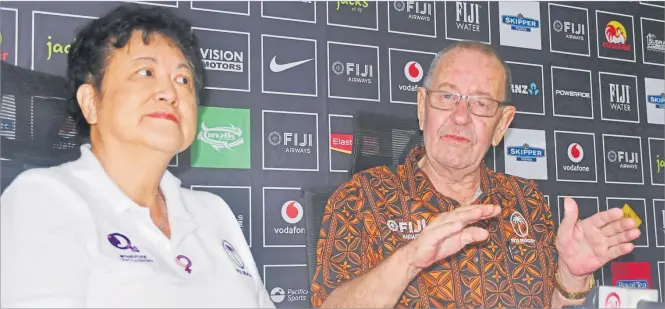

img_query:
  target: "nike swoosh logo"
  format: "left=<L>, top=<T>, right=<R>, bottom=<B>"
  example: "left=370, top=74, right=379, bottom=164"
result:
left=269, top=56, right=313, bottom=73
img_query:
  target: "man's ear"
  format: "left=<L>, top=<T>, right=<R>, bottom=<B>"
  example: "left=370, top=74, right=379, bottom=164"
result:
left=417, top=87, right=427, bottom=131
left=491, top=105, right=516, bottom=147
left=76, top=84, right=98, bottom=125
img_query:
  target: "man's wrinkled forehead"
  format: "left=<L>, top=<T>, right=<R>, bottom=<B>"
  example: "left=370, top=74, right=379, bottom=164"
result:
left=431, top=48, right=506, bottom=97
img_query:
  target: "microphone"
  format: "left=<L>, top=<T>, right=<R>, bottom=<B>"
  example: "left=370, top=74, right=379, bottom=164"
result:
left=583, top=286, right=660, bottom=308
left=612, top=261, right=652, bottom=289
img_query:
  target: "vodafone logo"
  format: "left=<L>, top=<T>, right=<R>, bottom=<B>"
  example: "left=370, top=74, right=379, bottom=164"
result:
left=281, top=201, right=303, bottom=224
left=404, top=61, right=423, bottom=83
left=567, top=143, right=584, bottom=163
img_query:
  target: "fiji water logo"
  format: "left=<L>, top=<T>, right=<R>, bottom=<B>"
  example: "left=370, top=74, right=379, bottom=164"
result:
left=197, top=122, right=244, bottom=152
left=507, top=143, right=545, bottom=162
left=502, top=13, right=540, bottom=32
left=647, top=93, right=664, bottom=109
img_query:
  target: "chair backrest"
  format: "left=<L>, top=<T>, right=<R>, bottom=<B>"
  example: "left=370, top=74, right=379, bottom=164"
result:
left=0, top=62, right=84, bottom=167
left=348, top=110, right=423, bottom=177
left=302, top=186, right=338, bottom=287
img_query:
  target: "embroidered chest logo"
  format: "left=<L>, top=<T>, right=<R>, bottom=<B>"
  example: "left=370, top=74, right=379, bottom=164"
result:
left=106, top=233, right=154, bottom=263
left=175, top=255, right=193, bottom=274
left=223, top=240, right=252, bottom=278
left=387, top=219, right=427, bottom=240
left=509, top=211, right=535, bottom=244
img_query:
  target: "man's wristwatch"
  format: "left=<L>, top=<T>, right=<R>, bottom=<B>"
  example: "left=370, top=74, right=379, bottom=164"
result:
left=554, top=271, right=595, bottom=300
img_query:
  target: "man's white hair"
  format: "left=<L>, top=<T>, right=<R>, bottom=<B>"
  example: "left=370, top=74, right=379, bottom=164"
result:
left=422, top=41, right=513, bottom=102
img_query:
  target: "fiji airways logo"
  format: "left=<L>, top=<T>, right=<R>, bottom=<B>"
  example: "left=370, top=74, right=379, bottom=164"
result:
left=393, top=1, right=433, bottom=21
left=197, top=122, right=244, bottom=152
left=607, top=150, right=639, bottom=170
left=387, top=218, right=427, bottom=240
left=332, top=61, right=374, bottom=84
left=507, top=143, right=546, bottom=162
left=268, top=131, right=313, bottom=154
left=553, top=20, right=586, bottom=41
left=502, top=12, right=540, bottom=32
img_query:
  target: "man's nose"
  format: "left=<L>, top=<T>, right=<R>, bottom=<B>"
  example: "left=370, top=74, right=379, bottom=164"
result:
left=450, top=98, right=473, bottom=124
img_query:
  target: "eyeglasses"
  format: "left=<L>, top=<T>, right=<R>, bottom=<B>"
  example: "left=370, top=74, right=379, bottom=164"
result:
left=426, top=89, right=505, bottom=117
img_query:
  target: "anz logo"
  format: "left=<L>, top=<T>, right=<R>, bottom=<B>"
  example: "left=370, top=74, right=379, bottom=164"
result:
left=512, top=82, right=540, bottom=96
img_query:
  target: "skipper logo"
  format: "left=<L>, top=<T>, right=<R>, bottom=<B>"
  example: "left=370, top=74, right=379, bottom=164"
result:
left=507, top=143, right=545, bottom=162
left=502, top=13, right=539, bottom=32
left=648, top=93, right=664, bottom=108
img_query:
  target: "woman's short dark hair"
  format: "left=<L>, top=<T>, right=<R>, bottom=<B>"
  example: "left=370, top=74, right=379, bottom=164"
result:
left=66, top=4, right=204, bottom=137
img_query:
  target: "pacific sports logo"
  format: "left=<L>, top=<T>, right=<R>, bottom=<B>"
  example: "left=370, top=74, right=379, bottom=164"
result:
left=603, top=20, right=632, bottom=51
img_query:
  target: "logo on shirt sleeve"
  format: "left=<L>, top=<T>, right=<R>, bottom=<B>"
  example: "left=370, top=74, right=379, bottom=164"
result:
left=223, top=240, right=252, bottom=278
left=106, top=233, right=154, bottom=263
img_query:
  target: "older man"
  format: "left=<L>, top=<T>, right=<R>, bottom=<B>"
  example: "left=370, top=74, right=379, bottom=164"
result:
left=310, top=41, right=640, bottom=308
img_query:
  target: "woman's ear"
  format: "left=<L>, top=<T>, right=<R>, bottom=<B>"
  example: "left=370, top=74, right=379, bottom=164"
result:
left=76, top=84, right=98, bottom=125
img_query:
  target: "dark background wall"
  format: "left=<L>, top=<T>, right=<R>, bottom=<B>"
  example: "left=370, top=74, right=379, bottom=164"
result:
left=0, top=1, right=663, bottom=307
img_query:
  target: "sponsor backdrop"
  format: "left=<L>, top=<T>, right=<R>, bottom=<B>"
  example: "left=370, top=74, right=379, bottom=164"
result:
left=1, top=1, right=664, bottom=306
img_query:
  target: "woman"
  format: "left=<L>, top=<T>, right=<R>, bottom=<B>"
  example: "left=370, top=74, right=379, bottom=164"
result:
left=0, top=4, right=273, bottom=308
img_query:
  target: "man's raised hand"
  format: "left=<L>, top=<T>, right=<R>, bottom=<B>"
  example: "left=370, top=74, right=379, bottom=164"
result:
left=406, top=204, right=501, bottom=270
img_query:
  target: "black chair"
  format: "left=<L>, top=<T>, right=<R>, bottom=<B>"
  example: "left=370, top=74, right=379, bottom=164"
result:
left=301, top=110, right=424, bottom=296
left=348, top=110, right=423, bottom=177
left=0, top=62, right=85, bottom=192
left=302, top=186, right=338, bottom=286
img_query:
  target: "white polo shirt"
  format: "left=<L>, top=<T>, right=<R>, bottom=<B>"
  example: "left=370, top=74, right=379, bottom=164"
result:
left=0, top=145, right=274, bottom=308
